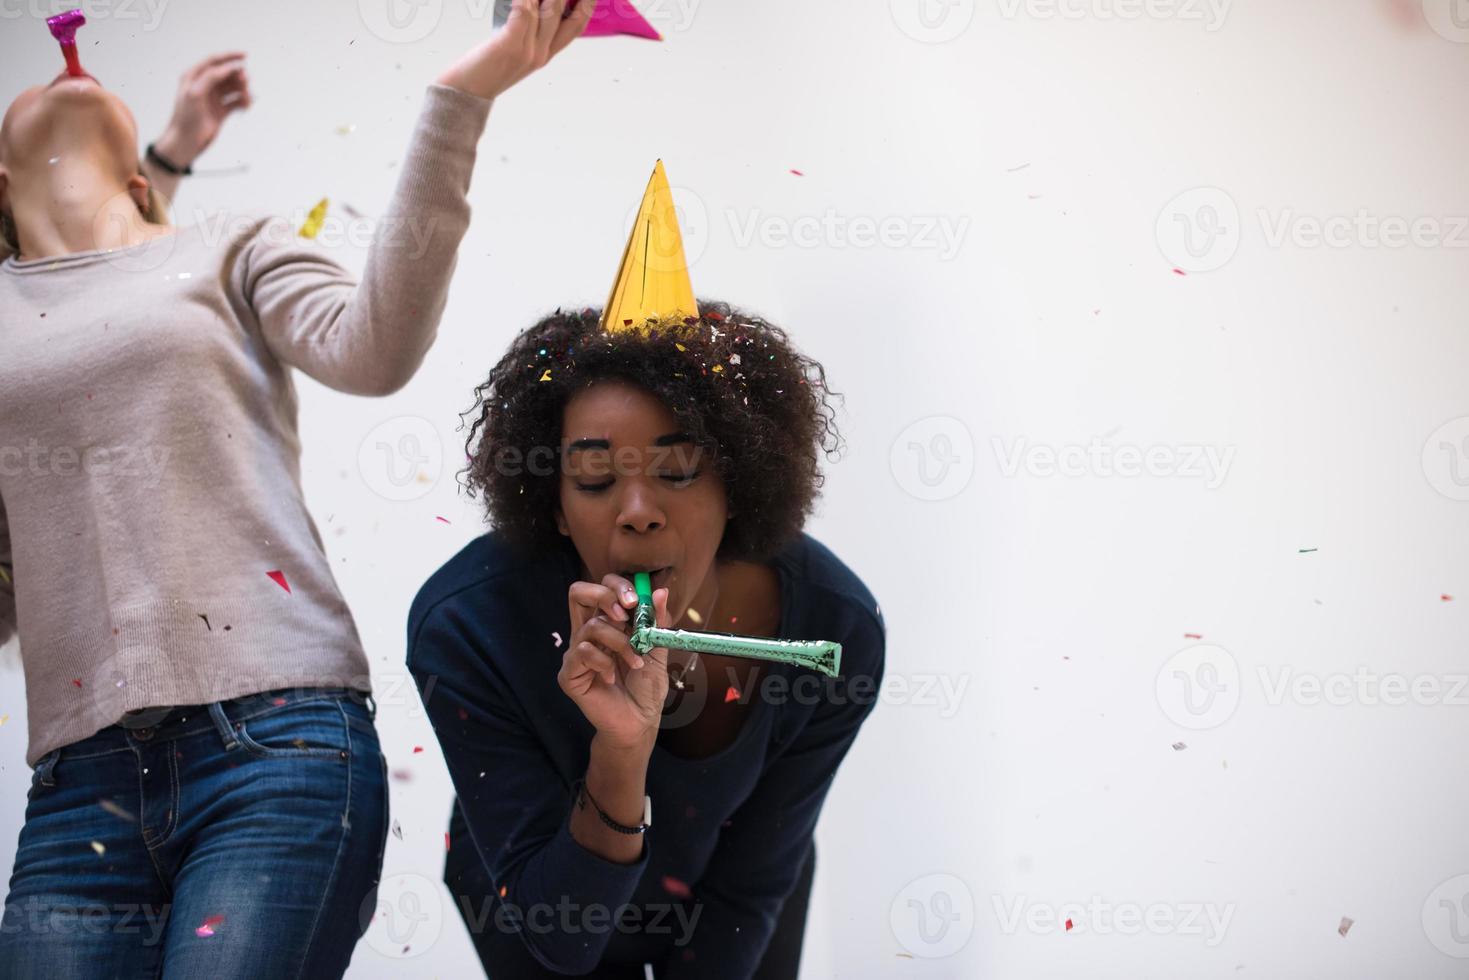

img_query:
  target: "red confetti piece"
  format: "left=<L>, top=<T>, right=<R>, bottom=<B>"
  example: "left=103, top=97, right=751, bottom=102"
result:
left=1184, top=633, right=1203, bottom=639
left=445, top=831, right=451, bottom=851
left=1065, top=918, right=1074, bottom=931
left=273, top=697, right=287, bottom=706
left=1172, top=268, right=1188, bottom=276
left=266, top=570, right=291, bottom=593
left=724, top=687, right=740, bottom=703
left=1442, top=595, right=1454, bottom=602
left=789, top=169, right=804, bottom=176
left=72, top=678, right=83, bottom=688
left=499, top=885, right=508, bottom=898
left=435, top=516, right=451, bottom=524
left=412, top=746, right=424, bottom=754
left=705, top=311, right=725, bottom=321
left=661, top=875, right=692, bottom=899
left=195, top=913, right=225, bottom=937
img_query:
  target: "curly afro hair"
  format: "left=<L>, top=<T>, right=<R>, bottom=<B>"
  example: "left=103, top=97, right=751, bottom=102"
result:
left=459, top=301, right=845, bottom=564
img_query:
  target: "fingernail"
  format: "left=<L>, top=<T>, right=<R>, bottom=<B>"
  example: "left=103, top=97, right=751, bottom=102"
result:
left=623, top=590, right=637, bottom=604
left=635, top=657, right=645, bottom=669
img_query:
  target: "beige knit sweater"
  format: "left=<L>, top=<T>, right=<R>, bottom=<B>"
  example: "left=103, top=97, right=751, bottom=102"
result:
left=0, top=83, right=492, bottom=767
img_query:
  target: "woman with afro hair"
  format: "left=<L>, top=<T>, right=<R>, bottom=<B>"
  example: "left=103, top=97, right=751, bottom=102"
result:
left=407, top=296, right=887, bottom=978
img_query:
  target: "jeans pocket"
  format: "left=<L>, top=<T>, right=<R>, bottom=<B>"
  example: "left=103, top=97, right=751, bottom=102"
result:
left=233, top=698, right=350, bottom=761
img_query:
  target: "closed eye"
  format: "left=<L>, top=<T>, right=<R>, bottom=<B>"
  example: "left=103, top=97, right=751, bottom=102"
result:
left=574, top=471, right=701, bottom=493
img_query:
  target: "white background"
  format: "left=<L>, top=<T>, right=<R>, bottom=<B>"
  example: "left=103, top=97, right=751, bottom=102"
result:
left=3, top=0, right=1469, bottom=976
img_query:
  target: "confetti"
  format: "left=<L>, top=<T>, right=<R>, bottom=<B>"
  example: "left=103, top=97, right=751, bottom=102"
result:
left=1172, top=268, right=1188, bottom=276
left=90, top=840, right=106, bottom=856
left=335, top=124, right=356, bottom=136
left=445, top=831, right=451, bottom=851
left=1184, top=633, right=1203, bottom=640
left=1442, top=594, right=1454, bottom=602
left=661, top=875, right=692, bottom=899
left=72, top=678, right=82, bottom=688
left=1065, top=918, right=1074, bottom=931
left=299, top=198, right=329, bottom=239
left=499, top=884, right=508, bottom=898
left=1006, top=162, right=1031, bottom=172
left=390, top=769, right=413, bottom=782
left=552, top=631, right=563, bottom=647
left=198, top=614, right=211, bottom=631
left=412, top=745, right=424, bottom=754
left=266, top=570, right=291, bottom=593
left=0, top=715, right=7, bottom=726
left=1172, top=741, right=1188, bottom=751
left=539, top=369, right=553, bottom=382
left=273, top=697, right=287, bottom=706
left=391, top=819, right=403, bottom=840
left=1338, top=916, right=1354, bottom=937
left=789, top=169, right=804, bottom=177
left=435, top=516, right=451, bottom=524
left=685, top=608, right=702, bottom=625
left=195, top=914, right=225, bottom=938
left=98, top=798, right=137, bottom=822
left=724, top=687, right=740, bottom=703
left=0, top=565, right=9, bottom=585
left=1298, top=548, right=1318, bottom=554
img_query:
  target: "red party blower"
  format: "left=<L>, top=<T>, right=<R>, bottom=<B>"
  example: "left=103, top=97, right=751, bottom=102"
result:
left=46, top=9, right=87, bottom=78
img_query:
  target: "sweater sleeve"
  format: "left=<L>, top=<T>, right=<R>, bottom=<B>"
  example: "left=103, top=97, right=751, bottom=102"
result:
left=233, top=83, right=493, bottom=396
left=0, top=494, right=14, bottom=649
left=407, top=599, right=650, bottom=975
left=662, top=606, right=886, bottom=980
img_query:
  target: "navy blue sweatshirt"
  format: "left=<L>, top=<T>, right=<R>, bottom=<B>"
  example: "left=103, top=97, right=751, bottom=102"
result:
left=406, top=530, right=886, bottom=977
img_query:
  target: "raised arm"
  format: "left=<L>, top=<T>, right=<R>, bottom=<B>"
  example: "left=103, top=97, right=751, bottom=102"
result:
left=662, top=607, right=887, bottom=979
left=142, top=52, right=252, bottom=205
left=233, top=0, right=598, bottom=396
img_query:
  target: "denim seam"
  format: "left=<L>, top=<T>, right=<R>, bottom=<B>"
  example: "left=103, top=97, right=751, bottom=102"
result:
left=291, top=698, right=354, bottom=980
left=138, top=744, right=177, bottom=899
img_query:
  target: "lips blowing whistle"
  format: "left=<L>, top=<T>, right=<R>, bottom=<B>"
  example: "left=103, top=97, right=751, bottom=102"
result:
left=47, top=9, right=87, bottom=78
left=630, top=572, right=844, bottom=678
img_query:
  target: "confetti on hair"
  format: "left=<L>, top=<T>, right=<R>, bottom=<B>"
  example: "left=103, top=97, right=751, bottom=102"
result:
left=90, top=840, right=106, bottom=856
left=724, top=687, right=740, bottom=703
left=299, top=198, right=329, bottom=239
left=195, top=914, right=225, bottom=938
left=661, top=875, right=693, bottom=899
left=266, top=570, right=291, bottom=593
left=1338, top=916, right=1354, bottom=937
left=98, top=798, right=137, bottom=822
left=539, top=369, right=553, bottom=382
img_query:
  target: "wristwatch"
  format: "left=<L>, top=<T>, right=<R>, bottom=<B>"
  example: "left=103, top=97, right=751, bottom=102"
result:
left=572, top=778, right=652, bottom=835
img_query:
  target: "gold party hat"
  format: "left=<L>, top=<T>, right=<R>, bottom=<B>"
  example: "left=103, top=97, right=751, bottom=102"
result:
left=602, top=161, right=699, bottom=333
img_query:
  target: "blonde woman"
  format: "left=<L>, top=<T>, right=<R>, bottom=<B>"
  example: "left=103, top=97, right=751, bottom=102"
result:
left=0, top=1, right=597, bottom=975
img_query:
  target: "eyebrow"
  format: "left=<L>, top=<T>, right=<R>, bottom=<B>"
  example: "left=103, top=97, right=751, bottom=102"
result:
left=565, top=433, right=693, bottom=453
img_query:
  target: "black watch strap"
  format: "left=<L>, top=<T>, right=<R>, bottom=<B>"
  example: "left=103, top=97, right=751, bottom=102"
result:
left=146, top=143, right=192, bottom=176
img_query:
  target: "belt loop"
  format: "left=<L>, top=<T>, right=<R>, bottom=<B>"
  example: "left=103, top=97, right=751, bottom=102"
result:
left=208, top=701, right=240, bottom=751
left=35, top=748, right=61, bottom=787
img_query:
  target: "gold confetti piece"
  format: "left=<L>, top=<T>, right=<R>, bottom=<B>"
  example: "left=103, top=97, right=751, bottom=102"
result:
left=685, top=607, right=702, bottom=625
left=0, top=715, right=6, bottom=726
left=0, top=565, right=10, bottom=585
left=335, top=124, right=356, bottom=136
left=712, top=365, right=724, bottom=373
left=299, top=198, right=329, bottom=239
left=539, top=369, right=553, bottom=382
left=676, top=343, right=687, bottom=352
left=90, top=841, right=106, bottom=856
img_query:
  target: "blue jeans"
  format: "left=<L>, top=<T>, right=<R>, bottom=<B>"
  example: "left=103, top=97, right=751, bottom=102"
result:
left=0, top=685, right=389, bottom=979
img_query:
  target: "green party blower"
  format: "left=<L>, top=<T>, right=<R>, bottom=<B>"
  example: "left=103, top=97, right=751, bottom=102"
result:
left=629, top=572, right=842, bottom=678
